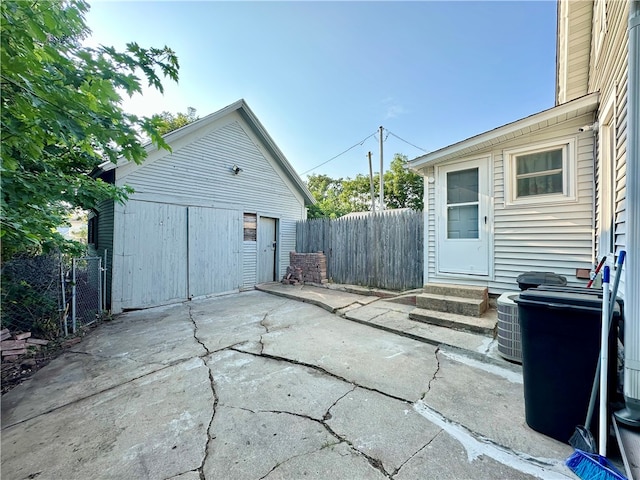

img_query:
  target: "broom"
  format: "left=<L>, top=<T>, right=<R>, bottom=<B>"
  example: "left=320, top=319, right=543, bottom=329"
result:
left=569, top=252, right=626, bottom=453
left=566, top=266, right=627, bottom=480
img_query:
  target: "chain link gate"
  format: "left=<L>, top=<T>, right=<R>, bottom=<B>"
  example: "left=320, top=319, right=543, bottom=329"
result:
left=68, top=256, right=103, bottom=334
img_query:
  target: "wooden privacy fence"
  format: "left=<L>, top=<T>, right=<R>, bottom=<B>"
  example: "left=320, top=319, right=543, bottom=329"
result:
left=296, top=210, right=423, bottom=291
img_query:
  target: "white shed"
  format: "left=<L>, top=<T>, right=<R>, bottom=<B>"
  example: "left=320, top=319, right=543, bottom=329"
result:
left=90, top=100, right=314, bottom=313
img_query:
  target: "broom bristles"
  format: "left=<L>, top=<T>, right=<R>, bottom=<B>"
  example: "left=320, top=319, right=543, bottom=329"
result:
left=566, top=449, right=627, bottom=480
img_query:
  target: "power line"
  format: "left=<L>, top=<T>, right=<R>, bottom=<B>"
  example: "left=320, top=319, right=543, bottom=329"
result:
left=385, top=129, right=428, bottom=153
left=300, top=131, right=378, bottom=175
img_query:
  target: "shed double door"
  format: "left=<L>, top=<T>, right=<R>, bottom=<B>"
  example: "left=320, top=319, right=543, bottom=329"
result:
left=121, top=201, right=240, bottom=309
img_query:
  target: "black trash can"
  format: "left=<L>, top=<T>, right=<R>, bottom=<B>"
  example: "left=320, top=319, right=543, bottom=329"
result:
left=515, top=290, right=621, bottom=442
left=516, top=271, right=567, bottom=290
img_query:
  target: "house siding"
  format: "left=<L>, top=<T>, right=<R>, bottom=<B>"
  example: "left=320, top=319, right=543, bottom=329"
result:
left=590, top=0, right=629, bottom=298
left=88, top=199, right=114, bottom=308
left=109, top=111, right=307, bottom=312
left=558, top=1, right=593, bottom=103
left=424, top=115, right=595, bottom=294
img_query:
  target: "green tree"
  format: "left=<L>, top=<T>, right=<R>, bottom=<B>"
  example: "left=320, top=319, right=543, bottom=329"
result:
left=383, top=154, right=424, bottom=211
left=305, top=153, right=423, bottom=218
left=306, top=174, right=348, bottom=218
left=1, top=0, right=179, bottom=260
left=154, top=107, right=199, bottom=135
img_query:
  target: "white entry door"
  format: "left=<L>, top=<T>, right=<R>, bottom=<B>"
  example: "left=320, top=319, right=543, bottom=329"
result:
left=437, top=159, right=490, bottom=275
left=258, top=217, right=277, bottom=283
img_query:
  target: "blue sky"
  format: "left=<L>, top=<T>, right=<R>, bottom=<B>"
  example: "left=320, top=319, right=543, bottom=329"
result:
left=85, top=1, right=557, bottom=180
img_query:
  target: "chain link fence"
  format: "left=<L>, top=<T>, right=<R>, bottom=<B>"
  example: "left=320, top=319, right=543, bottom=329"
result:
left=1, top=252, right=106, bottom=339
left=1, top=253, right=64, bottom=339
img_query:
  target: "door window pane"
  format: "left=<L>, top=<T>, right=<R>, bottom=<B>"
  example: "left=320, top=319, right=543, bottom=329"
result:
left=447, top=205, right=479, bottom=239
left=447, top=168, right=478, bottom=204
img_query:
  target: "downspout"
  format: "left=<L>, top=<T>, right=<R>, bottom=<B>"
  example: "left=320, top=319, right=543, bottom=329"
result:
left=615, top=0, right=640, bottom=427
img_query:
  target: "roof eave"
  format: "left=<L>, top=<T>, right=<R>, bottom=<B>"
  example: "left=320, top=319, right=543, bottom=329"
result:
left=409, top=92, right=599, bottom=169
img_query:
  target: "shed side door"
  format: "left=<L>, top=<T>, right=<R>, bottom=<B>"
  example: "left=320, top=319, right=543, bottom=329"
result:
left=258, top=217, right=277, bottom=283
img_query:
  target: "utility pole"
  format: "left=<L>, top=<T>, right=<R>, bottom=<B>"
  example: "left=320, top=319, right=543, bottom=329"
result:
left=379, top=126, right=384, bottom=210
left=368, top=152, right=376, bottom=213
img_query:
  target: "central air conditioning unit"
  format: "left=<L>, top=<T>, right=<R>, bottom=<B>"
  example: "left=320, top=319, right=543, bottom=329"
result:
left=497, top=292, right=522, bottom=363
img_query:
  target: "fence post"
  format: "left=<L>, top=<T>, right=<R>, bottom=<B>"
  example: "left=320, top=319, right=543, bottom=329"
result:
left=60, top=254, right=68, bottom=336
left=97, top=257, right=102, bottom=317
left=103, top=249, right=107, bottom=311
left=71, top=258, right=77, bottom=334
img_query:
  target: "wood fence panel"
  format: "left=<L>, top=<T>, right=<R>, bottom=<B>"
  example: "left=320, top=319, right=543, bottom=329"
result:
left=295, top=211, right=423, bottom=290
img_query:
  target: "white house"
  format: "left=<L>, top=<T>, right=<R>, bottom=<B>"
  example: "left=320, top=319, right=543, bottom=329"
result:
left=410, top=0, right=640, bottom=433
left=90, top=99, right=314, bottom=313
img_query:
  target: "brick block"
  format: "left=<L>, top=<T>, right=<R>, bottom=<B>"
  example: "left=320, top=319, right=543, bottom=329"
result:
left=26, top=338, right=49, bottom=346
left=2, top=348, right=27, bottom=356
left=15, top=332, right=32, bottom=340
left=0, top=340, right=26, bottom=351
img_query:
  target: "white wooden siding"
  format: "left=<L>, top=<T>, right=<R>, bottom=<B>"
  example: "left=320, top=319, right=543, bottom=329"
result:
left=120, top=118, right=304, bottom=220
left=424, top=115, right=596, bottom=294
left=243, top=242, right=257, bottom=288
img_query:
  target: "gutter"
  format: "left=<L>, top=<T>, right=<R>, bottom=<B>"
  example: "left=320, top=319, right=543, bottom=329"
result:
left=615, top=0, right=640, bottom=427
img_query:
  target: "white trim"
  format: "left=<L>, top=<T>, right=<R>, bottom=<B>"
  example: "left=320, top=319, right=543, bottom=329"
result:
left=435, top=155, right=492, bottom=277
left=598, top=90, right=616, bottom=262
left=503, top=137, right=577, bottom=207
left=410, top=93, right=599, bottom=169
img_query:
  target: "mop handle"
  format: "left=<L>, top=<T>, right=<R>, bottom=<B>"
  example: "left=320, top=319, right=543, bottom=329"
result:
left=599, top=266, right=610, bottom=457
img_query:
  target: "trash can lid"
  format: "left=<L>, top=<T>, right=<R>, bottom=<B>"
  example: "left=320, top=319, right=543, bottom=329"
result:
left=515, top=289, right=621, bottom=316
left=516, top=271, right=567, bottom=286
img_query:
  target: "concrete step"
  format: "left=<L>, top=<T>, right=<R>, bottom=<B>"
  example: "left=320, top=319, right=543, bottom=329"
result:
left=339, top=301, right=496, bottom=355
left=409, top=307, right=497, bottom=336
left=423, top=283, right=488, bottom=301
left=416, top=293, right=488, bottom=317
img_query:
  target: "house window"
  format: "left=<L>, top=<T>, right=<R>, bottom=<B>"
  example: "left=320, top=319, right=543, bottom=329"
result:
left=88, top=215, right=98, bottom=246
left=243, top=213, right=257, bottom=241
left=505, top=139, right=575, bottom=205
left=515, top=148, right=563, bottom=197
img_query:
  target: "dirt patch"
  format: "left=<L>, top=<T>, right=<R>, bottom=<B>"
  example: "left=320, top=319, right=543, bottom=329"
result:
left=1, top=346, right=62, bottom=395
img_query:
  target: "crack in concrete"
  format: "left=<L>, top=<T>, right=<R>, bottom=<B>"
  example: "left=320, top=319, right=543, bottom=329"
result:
left=188, top=306, right=218, bottom=480
left=259, top=313, right=269, bottom=355
left=188, top=306, right=211, bottom=356
left=425, top=347, right=441, bottom=396
left=250, top=409, right=393, bottom=479
left=196, top=359, right=218, bottom=480
left=228, top=347, right=412, bottom=405
left=390, top=428, right=444, bottom=478
left=323, top=385, right=357, bottom=421
left=1, top=361, right=178, bottom=430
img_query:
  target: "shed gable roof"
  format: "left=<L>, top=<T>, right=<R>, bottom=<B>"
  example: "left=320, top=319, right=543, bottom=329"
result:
left=99, top=99, right=315, bottom=205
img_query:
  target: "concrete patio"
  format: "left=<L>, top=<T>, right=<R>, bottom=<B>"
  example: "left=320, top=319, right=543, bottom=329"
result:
left=1, top=288, right=576, bottom=479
